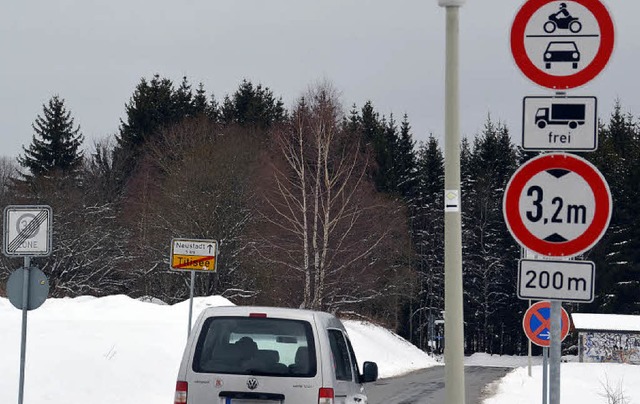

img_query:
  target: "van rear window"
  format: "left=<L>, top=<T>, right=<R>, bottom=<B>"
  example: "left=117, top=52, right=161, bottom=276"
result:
left=192, top=316, right=317, bottom=378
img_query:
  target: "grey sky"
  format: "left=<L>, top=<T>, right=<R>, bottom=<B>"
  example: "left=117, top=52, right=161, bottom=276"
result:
left=1, top=0, right=638, bottom=159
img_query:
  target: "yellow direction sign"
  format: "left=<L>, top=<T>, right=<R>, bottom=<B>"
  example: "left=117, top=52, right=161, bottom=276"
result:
left=170, top=238, right=217, bottom=272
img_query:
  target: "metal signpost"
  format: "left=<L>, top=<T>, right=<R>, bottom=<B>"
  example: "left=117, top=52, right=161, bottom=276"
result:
left=170, top=238, right=218, bottom=335
left=504, top=152, right=611, bottom=404
left=523, top=301, right=570, bottom=404
left=3, top=205, right=53, bottom=404
left=509, top=1, right=615, bottom=402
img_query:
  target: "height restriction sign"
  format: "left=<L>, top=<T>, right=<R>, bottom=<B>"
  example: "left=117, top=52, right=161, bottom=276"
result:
left=503, top=153, right=611, bottom=257
left=511, top=0, right=615, bottom=89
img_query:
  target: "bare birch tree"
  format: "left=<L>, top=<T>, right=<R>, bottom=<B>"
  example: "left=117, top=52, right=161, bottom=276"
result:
left=255, top=82, right=411, bottom=313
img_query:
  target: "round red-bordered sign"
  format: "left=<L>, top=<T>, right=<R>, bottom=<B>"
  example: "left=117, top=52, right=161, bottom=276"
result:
left=523, top=301, right=570, bottom=347
left=511, top=0, right=615, bottom=89
left=503, top=153, right=612, bottom=257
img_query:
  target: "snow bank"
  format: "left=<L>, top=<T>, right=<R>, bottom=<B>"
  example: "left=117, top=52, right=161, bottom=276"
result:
left=345, top=320, right=439, bottom=378
left=0, top=295, right=435, bottom=404
left=483, top=363, right=640, bottom=404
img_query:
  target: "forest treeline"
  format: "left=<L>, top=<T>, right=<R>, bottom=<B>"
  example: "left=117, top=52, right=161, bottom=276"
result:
left=0, top=76, right=638, bottom=355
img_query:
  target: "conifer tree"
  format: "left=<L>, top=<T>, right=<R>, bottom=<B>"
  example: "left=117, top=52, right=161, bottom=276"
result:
left=117, top=75, right=176, bottom=154
left=583, top=102, right=640, bottom=314
left=396, top=114, right=417, bottom=198
left=229, top=80, right=286, bottom=127
left=18, top=95, right=84, bottom=181
left=410, top=135, right=445, bottom=349
left=461, top=118, right=521, bottom=353
left=113, top=75, right=219, bottom=190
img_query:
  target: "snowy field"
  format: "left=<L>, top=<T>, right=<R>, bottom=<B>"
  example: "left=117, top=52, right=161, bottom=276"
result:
left=1, top=295, right=639, bottom=403
left=0, top=295, right=436, bottom=403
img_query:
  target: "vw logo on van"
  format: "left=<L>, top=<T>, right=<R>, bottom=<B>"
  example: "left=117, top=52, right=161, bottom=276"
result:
left=246, top=377, right=259, bottom=390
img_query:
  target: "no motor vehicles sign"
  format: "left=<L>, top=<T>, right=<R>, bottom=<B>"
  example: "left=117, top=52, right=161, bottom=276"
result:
left=511, top=0, right=615, bottom=89
left=503, top=153, right=611, bottom=257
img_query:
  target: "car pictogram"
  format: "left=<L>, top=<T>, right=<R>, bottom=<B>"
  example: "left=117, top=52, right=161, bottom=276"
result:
left=544, top=41, right=580, bottom=69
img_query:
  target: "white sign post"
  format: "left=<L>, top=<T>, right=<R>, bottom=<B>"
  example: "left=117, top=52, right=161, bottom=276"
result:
left=3, top=205, right=53, bottom=404
left=169, top=238, right=218, bottom=336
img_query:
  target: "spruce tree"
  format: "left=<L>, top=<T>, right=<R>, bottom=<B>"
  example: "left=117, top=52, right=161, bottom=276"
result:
left=227, top=80, right=286, bottom=127
left=461, top=118, right=521, bottom=353
left=411, top=135, right=445, bottom=349
left=117, top=75, right=176, bottom=154
left=18, top=95, right=84, bottom=181
left=583, top=102, right=640, bottom=314
left=396, top=114, right=417, bottom=198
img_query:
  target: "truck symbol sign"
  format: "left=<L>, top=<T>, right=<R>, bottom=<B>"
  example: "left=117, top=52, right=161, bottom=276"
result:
left=522, top=96, right=597, bottom=152
left=535, top=103, right=586, bottom=130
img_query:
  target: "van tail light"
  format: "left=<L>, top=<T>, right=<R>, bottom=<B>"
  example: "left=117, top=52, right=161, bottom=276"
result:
left=174, top=381, right=188, bottom=404
left=318, top=387, right=334, bottom=404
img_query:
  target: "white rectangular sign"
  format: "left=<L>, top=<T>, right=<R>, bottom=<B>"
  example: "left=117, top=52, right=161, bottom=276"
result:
left=522, top=96, right=597, bottom=151
left=444, top=190, right=460, bottom=212
left=518, top=259, right=595, bottom=303
left=3, top=205, right=53, bottom=257
left=172, top=239, right=217, bottom=256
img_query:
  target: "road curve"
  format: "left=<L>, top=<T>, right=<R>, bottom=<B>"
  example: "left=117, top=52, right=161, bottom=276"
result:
left=365, top=366, right=512, bottom=404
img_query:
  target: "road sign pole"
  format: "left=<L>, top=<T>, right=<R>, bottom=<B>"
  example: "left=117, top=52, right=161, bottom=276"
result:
left=188, top=270, right=195, bottom=337
left=527, top=333, right=532, bottom=377
left=18, top=256, right=30, bottom=404
left=543, top=347, right=549, bottom=404
left=549, top=301, right=562, bottom=404
left=439, top=2, right=466, bottom=403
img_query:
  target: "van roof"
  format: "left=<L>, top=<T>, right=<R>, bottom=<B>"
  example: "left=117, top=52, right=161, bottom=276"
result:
left=198, top=306, right=344, bottom=329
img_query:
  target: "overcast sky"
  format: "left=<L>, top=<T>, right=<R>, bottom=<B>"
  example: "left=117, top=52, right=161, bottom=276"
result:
left=1, top=0, right=638, bottom=159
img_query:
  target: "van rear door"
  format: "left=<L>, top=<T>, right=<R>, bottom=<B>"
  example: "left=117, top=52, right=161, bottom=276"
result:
left=184, top=315, right=322, bottom=403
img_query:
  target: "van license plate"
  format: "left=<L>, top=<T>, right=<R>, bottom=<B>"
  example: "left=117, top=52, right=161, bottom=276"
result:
left=227, top=400, right=281, bottom=404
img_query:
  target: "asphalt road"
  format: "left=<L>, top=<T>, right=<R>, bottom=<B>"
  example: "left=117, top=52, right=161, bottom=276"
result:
left=365, top=366, right=512, bottom=404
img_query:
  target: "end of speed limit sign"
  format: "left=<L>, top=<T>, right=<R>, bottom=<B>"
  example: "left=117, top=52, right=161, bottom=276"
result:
left=503, top=153, right=612, bottom=257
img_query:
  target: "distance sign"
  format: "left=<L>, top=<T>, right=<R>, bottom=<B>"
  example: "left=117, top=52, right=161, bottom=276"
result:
left=503, top=153, right=611, bottom=257
left=518, top=259, right=595, bottom=302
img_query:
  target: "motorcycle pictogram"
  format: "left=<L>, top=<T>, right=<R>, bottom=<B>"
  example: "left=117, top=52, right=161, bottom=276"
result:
left=544, top=2, right=582, bottom=34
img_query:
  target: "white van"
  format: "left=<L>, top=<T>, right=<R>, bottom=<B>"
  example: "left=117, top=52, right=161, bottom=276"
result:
left=174, top=306, right=378, bottom=404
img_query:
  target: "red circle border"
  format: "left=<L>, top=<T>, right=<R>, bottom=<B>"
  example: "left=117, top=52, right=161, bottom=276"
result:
left=504, top=153, right=612, bottom=257
left=511, top=0, right=615, bottom=89
left=523, top=301, right=570, bottom=347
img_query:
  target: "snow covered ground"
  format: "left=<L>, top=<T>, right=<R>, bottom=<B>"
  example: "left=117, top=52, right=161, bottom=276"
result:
left=0, top=295, right=436, bottom=403
left=1, top=295, right=639, bottom=403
